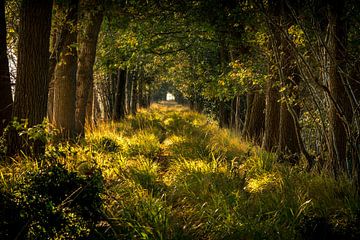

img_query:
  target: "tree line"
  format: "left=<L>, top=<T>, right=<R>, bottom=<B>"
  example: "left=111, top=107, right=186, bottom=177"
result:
left=0, top=0, right=360, bottom=190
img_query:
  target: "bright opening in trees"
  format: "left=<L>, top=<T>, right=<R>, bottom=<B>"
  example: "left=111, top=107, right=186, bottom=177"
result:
left=166, top=92, right=175, bottom=101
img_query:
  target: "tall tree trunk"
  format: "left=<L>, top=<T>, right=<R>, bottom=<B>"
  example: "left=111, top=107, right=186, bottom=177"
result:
left=53, top=0, right=78, bottom=139
left=47, top=16, right=59, bottom=123
left=269, top=0, right=301, bottom=156
left=218, top=100, right=231, bottom=128
left=244, top=92, right=265, bottom=144
left=7, top=0, right=53, bottom=156
left=0, top=0, right=12, bottom=136
left=92, top=83, right=101, bottom=125
left=131, top=73, right=138, bottom=115
left=138, top=76, right=145, bottom=108
left=262, top=18, right=281, bottom=152
left=242, top=93, right=254, bottom=135
left=327, top=0, right=352, bottom=175
left=234, top=95, right=242, bottom=134
left=125, top=68, right=130, bottom=114
left=75, top=0, right=103, bottom=137
left=277, top=42, right=301, bottom=155
left=112, top=68, right=127, bottom=120
left=278, top=98, right=300, bottom=154
left=85, top=81, right=93, bottom=128
left=262, top=74, right=280, bottom=151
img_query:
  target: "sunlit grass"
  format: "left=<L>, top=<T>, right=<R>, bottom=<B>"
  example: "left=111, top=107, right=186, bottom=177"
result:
left=1, top=103, right=359, bottom=239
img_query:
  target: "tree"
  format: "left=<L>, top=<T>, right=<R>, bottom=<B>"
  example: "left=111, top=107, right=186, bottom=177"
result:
left=131, top=71, right=138, bottom=115
left=52, top=0, right=78, bottom=139
left=327, top=0, right=353, bottom=175
left=243, top=91, right=265, bottom=144
left=7, top=0, right=53, bottom=156
left=112, top=68, right=127, bottom=120
left=262, top=75, right=280, bottom=151
left=262, top=2, right=281, bottom=152
left=0, top=0, right=13, bottom=136
left=75, top=0, right=103, bottom=136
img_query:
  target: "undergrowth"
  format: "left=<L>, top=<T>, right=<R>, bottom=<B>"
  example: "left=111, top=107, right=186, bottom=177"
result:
left=0, top=103, right=359, bottom=239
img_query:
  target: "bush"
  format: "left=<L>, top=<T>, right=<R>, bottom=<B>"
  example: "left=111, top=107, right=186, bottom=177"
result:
left=0, top=191, right=26, bottom=239
left=0, top=163, right=105, bottom=239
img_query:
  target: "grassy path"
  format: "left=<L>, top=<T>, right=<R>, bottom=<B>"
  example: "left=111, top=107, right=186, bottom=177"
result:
left=1, top=103, right=359, bottom=239
left=85, top=103, right=358, bottom=239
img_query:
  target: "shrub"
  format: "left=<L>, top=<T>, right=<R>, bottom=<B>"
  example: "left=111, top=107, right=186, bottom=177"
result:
left=0, top=163, right=105, bottom=239
left=0, top=191, right=26, bottom=239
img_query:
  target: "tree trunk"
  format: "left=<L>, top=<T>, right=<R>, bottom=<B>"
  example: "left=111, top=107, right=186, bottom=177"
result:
left=327, top=0, right=352, bottom=175
left=53, top=0, right=78, bottom=139
left=7, top=0, right=53, bottom=156
left=47, top=17, right=59, bottom=123
left=138, top=76, right=145, bottom=108
left=262, top=74, right=280, bottom=152
left=85, top=80, right=93, bottom=129
left=262, top=18, right=281, bottom=152
left=218, top=100, right=231, bottom=128
left=234, top=95, right=242, bottom=134
left=131, top=73, right=138, bottom=115
left=125, top=68, right=130, bottom=114
left=75, top=0, right=103, bottom=137
left=278, top=99, right=300, bottom=154
left=277, top=44, right=301, bottom=155
left=0, top=0, right=12, bottom=136
left=112, top=68, right=127, bottom=120
left=244, top=92, right=265, bottom=144
left=242, top=93, right=254, bottom=135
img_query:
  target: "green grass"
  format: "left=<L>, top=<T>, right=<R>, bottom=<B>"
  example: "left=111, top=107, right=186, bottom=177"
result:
left=1, top=103, right=359, bottom=239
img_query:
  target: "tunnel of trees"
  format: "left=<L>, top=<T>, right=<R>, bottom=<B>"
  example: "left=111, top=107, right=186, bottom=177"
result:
left=1, top=0, right=360, bottom=238
left=2, top=0, right=359, bottom=181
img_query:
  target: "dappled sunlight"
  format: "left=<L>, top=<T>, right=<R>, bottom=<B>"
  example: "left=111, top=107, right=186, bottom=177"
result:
left=245, top=172, right=279, bottom=194
left=2, top=103, right=359, bottom=239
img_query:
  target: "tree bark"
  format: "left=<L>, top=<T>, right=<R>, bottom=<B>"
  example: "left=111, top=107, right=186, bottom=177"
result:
left=75, top=0, right=103, bottom=137
left=278, top=98, right=300, bottom=154
left=218, top=100, right=231, bottom=128
left=327, top=0, right=353, bottom=175
left=262, top=74, right=280, bottom=152
left=234, top=95, right=242, bottom=134
left=131, top=72, right=138, bottom=115
left=53, top=0, right=78, bottom=139
left=85, top=80, right=93, bottom=129
left=277, top=44, right=301, bottom=155
left=112, top=68, right=127, bottom=120
left=0, top=0, right=12, bottom=136
left=7, top=0, right=53, bottom=156
left=262, top=18, right=281, bottom=152
left=242, top=93, right=254, bottom=135
left=244, top=92, right=265, bottom=144
left=125, top=68, right=130, bottom=114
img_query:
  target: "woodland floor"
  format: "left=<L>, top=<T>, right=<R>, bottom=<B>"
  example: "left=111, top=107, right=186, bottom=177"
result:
left=1, top=102, right=360, bottom=239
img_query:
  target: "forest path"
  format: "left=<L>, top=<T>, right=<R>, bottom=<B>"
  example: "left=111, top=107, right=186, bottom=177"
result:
left=90, top=101, right=255, bottom=238
left=85, top=101, right=356, bottom=240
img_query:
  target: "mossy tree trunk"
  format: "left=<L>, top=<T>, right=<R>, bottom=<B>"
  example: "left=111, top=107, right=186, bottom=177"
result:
left=53, top=0, right=78, bottom=139
left=75, top=0, right=103, bottom=137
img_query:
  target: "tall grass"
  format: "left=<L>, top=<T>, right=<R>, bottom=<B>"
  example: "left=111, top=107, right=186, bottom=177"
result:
left=1, top=103, right=359, bottom=239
